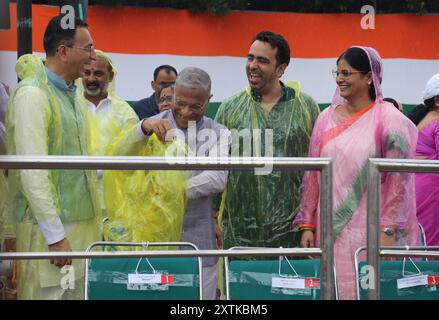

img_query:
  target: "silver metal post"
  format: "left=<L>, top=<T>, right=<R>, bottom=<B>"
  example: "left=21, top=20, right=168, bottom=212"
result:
left=367, top=160, right=381, bottom=300
left=320, top=160, right=334, bottom=300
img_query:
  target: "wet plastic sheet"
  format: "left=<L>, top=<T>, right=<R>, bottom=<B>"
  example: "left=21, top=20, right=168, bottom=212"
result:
left=103, top=134, right=189, bottom=245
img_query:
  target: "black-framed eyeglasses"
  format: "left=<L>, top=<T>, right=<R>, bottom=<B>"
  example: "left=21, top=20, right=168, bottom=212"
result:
left=332, top=69, right=366, bottom=79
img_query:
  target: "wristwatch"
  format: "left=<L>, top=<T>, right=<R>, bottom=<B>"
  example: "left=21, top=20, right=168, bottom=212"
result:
left=382, top=227, right=395, bottom=236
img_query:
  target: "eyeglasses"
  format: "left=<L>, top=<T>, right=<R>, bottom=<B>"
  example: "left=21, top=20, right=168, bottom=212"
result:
left=175, top=98, right=207, bottom=111
left=332, top=69, right=366, bottom=79
left=67, top=44, right=95, bottom=54
left=158, top=96, right=173, bottom=104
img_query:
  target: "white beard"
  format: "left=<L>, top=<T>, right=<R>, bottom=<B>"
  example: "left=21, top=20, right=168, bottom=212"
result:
left=84, top=87, right=102, bottom=97
left=84, top=82, right=109, bottom=98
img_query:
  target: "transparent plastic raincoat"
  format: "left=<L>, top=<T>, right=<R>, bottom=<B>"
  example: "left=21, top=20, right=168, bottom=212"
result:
left=77, top=50, right=139, bottom=156
left=215, top=81, right=320, bottom=249
left=5, top=54, right=100, bottom=299
left=0, top=171, right=7, bottom=240
left=0, top=83, right=8, bottom=240
left=103, top=133, right=189, bottom=246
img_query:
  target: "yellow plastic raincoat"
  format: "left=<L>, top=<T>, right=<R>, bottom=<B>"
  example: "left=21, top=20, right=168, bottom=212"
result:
left=76, top=50, right=139, bottom=214
left=5, top=54, right=101, bottom=299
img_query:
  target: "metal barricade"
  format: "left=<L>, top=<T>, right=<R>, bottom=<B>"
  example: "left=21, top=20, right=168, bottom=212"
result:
left=0, top=155, right=334, bottom=299
left=367, top=158, right=439, bottom=300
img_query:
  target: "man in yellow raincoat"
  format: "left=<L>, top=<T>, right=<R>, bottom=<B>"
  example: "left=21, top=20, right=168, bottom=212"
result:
left=78, top=50, right=138, bottom=216
left=5, top=15, right=101, bottom=300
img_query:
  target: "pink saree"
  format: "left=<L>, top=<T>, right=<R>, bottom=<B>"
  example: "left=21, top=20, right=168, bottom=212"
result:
left=293, top=46, right=420, bottom=299
left=415, top=119, right=439, bottom=246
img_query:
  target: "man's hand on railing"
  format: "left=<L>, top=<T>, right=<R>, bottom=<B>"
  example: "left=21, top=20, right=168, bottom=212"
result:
left=300, top=230, right=315, bottom=248
left=48, top=238, right=72, bottom=268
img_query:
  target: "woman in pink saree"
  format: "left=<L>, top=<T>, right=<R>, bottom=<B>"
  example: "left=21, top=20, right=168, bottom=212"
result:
left=408, top=74, right=439, bottom=246
left=293, top=46, right=419, bottom=299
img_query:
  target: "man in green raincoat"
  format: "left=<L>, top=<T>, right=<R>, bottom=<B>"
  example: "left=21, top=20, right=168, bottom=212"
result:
left=215, top=30, right=320, bottom=249
left=5, top=15, right=100, bottom=299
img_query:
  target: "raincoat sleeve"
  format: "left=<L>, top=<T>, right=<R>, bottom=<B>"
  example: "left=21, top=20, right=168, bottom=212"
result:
left=0, top=85, right=7, bottom=155
left=13, top=86, right=65, bottom=245
left=0, top=172, right=7, bottom=239
left=122, top=107, right=139, bottom=128
left=380, top=111, right=418, bottom=229
left=302, top=92, right=321, bottom=130
left=0, top=175, right=16, bottom=240
left=0, top=123, right=5, bottom=156
left=187, top=128, right=231, bottom=199
left=107, top=120, right=149, bottom=156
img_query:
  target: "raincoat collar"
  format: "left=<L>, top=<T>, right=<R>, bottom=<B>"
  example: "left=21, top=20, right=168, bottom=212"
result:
left=250, top=80, right=295, bottom=103
left=45, top=67, right=77, bottom=92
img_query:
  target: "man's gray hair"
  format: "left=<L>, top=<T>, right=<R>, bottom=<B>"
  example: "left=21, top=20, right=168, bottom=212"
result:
left=175, top=67, right=211, bottom=95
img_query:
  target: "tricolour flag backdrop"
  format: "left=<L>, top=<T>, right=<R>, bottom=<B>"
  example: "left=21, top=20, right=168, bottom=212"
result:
left=1, top=4, right=439, bottom=117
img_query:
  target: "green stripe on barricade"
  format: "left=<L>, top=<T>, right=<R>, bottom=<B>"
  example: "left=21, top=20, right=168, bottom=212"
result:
left=127, top=102, right=418, bottom=120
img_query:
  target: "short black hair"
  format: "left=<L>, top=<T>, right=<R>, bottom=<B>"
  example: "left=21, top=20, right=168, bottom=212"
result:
left=252, top=30, right=291, bottom=67
left=153, top=65, right=178, bottom=81
left=43, top=14, right=88, bottom=57
left=337, top=47, right=376, bottom=101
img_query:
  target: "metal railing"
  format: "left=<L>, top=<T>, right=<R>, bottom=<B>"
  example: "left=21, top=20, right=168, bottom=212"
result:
left=0, top=155, right=334, bottom=299
left=367, top=158, right=439, bottom=300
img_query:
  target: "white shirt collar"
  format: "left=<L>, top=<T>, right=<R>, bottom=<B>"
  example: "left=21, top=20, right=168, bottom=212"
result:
left=86, top=97, right=111, bottom=113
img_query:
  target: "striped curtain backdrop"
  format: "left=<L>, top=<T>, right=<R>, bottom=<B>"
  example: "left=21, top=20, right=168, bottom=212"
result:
left=1, top=3, right=439, bottom=117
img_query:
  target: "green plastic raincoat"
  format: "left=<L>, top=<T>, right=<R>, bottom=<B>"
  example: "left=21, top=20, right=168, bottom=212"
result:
left=5, top=54, right=100, bottom=299
left=215, top=82, right=320, bottom=249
